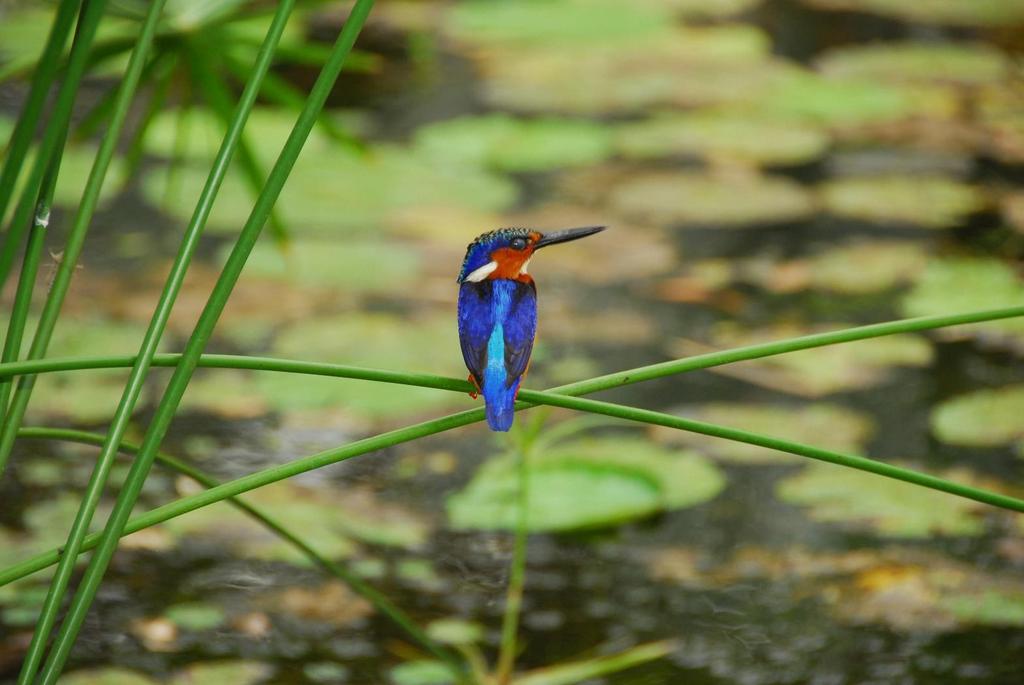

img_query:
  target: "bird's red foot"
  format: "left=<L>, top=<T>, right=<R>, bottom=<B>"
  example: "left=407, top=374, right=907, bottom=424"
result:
left=467, top=374, right=481, bottom=399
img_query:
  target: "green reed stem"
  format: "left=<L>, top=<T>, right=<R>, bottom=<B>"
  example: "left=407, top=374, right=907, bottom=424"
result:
left=3, top=306, right=1021, bottom=391
left=185, top=41, right=289, bottom=246
left=13, top=1, right=173, bottom=681
left=0, top=115, right=72, bottom=418
left=0, top=0, right=102, bottom=290
left=17, top=1, right=299, bottom=680
left=497, top=417, right=544, bottom=684
left=34, top=4, right=376, bottom=681
left=16, top=426, right=463, bottom=674
left=0, top=0, right=81, bottom=231
left=0, top=0, right=149, bottom=477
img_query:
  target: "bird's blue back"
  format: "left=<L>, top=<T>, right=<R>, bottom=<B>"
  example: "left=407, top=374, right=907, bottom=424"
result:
left=457, top=279, right=537, bottom=431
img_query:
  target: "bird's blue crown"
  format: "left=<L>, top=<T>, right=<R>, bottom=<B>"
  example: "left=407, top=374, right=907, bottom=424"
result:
left=457, top=227, right=533, bottom=283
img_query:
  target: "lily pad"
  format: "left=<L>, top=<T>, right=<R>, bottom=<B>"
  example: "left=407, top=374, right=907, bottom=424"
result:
left=901, top=257, right=1024, bottom=347
left=391, top=660, right=458, bottom=685
left=671, top=323, right=933, bottom=396
left=729, top=240, right=931, bottom=294
left=232, top=239, right=420, bottom=292
left=470, top=27, right=777, bottom=114
left=443, top=0, right=677, bottom=48
left=801, top=0, right=1024, bottom=27
left=164, top=602, right=226, bottom=631
left=615, top=110, right=830, bottom=166
left=930, top=385, right=1024, bottom=447
left=777, top=462, right=990, bottom=537
left=60, top=669, right=159, bottom=685
left=264, top=313, right=464, bottom=421
left=817, top=42, right=1009, bottom=85
left=413, top=114, right=613, bottom=172
left=820, top=175, right=987, bottom=228
left=426, top=617, right=484, bottom=645
left=637, top=0, right=763, bottom=18
left=141, top=144, right=517, bottom=235
left=169, top=661, right=270, bottom=685
left=656, top=403, right=874, bottom=463
left=447, top=437, right=725, bottom=531
left=749, top=71, right=957, bottom=129
left=608, top=171, right=814, bottom=227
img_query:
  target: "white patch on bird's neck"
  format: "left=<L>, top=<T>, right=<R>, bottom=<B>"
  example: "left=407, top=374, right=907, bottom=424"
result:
left=519, top=257, right=532, bottom=275
left=465, top=260, right=498, bottom=282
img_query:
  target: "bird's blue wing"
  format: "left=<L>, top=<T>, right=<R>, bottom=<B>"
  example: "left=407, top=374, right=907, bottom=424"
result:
left=501, top=280, right=537, bottom=387
left=458, top=281, right=494, bottom=387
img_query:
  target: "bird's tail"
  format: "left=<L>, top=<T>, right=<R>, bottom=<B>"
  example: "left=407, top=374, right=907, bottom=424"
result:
left=483, top=379, right=519, bottom=432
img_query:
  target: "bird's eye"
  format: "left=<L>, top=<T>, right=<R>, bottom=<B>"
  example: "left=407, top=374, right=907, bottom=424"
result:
left=510, top=237, right=527, bottom=250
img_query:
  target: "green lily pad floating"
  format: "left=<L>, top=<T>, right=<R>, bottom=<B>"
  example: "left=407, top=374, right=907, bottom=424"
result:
left=426, top=617, right=484, bottom=645
left=413, top=114, right=613, bottom=172
left=443, top=0, right=677, bottom=48
left=60, top=668, right=159, bottom=685
left=777, top=462, right=990, bottom=537
left=472, top=26, right=778, bottom=114
left=979, top=84, right=1024, bottom=163
left=447, top=437, right=725, bottom=532
left=656, top=403, right=874, bottom=463
left=930, top=385, right=1024, bottom=447
left=164, top=602, right=226, bottom=631
left=901, top=257, right=1024, bottom=347
left=141, top=143, right=517, bottom=235
left=390, top=660, right=458, bottom=685
left=264, top=313, right=464, bottom=421
left=816, top=42, right=1009, bottom=85
left=637, top=0, right=763, bottom=18
left=615, top=110, right=830, bottom=166
left=231, top=238, right=420, bottom=292
left=781, top=240, right=930, bottom=294
left=820, top=175, right=987, bottom=228
left=672, top=323, right=933, bottom=397
left=801, top=0, right=1024, bottom=27
left=608, top=171, right=814, bottom=227
left=749, top=71, right=956, bottom=129
left=732, top=240, right=931, bottom=294
left=168, top=661, right=271, bottom=685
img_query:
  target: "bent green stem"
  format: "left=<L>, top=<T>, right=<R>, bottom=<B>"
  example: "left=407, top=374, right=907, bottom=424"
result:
left=4, top=368, right=1023, bottom=593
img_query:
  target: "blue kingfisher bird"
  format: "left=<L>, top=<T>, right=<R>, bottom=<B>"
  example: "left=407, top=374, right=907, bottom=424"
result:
left=457, top=225, right=606, bottom=431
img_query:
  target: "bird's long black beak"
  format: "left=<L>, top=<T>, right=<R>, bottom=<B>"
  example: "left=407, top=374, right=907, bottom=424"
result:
left=534, top=225, right=606, bottom=249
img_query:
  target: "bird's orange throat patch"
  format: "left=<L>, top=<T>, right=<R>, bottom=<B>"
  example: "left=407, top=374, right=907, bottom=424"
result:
left=489, top=246, right=535, bottom=282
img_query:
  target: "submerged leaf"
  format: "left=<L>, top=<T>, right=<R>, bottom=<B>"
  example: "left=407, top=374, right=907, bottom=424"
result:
left=817, top=41, right=1009, bottom=85
left=413, top=114, right=613, bottom=172
left=265, top=313, right=463, bottom=420
left=390, top=660, right=458, bottom=685
left=447, top=437, right=725, bottom=531
left=608, top=171, right=814, bottom=227
left=234, top=239, right=420, bottom=292
left=444, top=0, right=676, bottom=48
left=615, top=110, right=830, bottom=165
left=169, top=661, right=270, bottom=685
left=777, top=463, right=990, bottom=537
left=470, top=26, right=777, bottom=114
left=164, top=602, right=226, bottom=631
left=901, top=257, right=1024, bottom=347
left=672, top=323, right=933, bottom=396
left=142, top=144, right=517, bottom=235
left=930, top=385, right=1024, bottom=447
left=820, top=174, right=987, bottom=228
left=656, top=403, right=874, bottom=463
left=60, top=668, right=159, bottom=685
